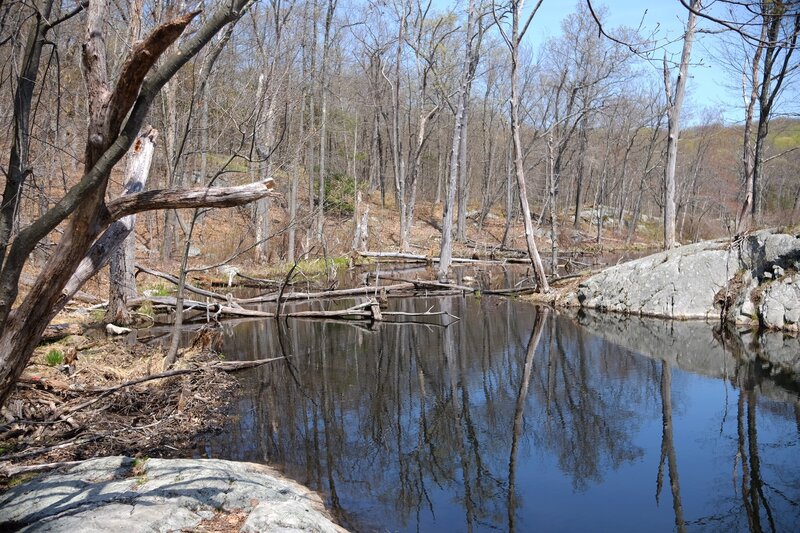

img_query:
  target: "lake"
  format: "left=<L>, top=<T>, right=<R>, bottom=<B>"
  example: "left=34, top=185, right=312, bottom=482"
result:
left=201, top=295, right=800, bottom=532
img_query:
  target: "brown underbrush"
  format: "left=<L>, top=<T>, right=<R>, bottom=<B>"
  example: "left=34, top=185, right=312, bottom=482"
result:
left=0, top=334, right=237, bottom=487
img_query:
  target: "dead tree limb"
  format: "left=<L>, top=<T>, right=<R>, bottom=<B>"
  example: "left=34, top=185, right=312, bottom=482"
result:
left=54, top=356, right=288, bottom=420
left=136, top=265, right=229, bottom=301
left=107, top=179, right=279, bottom=220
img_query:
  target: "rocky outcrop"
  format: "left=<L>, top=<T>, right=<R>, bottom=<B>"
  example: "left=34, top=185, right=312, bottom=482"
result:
left=567, top=229, right=800, bottom=330
left=0, top=456, right=346, bottom=532
left=758, top=272, right=800, bottom=331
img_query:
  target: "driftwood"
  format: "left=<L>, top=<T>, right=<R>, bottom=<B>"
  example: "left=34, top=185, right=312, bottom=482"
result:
left=133, top=271, right=418, bottom=306
left=359, top=250, right=531, bottom=265
left=482, top=286, right=537, bottom=296
left=369, top=274, right=477, bottom=293
left=130, top=296, right=460, bottom=327
left=236, top=282, right=416, bottom=304
left=234, top=272, right=281, bottom=287
left=136, top=265, right=231, bottom=301
left=133, top=296, right=273, bottom=318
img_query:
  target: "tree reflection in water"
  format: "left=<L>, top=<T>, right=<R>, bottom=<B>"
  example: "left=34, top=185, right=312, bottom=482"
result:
left=203, top=296, right=800, bottom=532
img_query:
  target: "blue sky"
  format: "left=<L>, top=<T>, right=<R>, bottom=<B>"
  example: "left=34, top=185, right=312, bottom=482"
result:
left=431, top=0, right=791, bottom=124
left=526, top=0, right=741, bottom=123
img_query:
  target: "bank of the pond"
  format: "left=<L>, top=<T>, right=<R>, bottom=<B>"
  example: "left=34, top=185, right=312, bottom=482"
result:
left=0, top=333, right=349, bottom=532
left=559, top=228, right=800, bottom=331
left=0, top=456, right=346, bottom=532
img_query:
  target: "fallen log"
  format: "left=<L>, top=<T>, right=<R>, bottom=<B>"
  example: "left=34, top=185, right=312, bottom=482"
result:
left=482, top=286, right=537, bottom=296
left=367, top=274, right=476, bottom=293
left=234, top=272, right=281, bottom=287
left=41, top=323, right=86, bottom=343
left=131, top=274, right=418, bottom=307
left=136, top=265, right=231, bottom=301
left=235, top=282, right=416, bottom=305
left=130, top=296, right=461, bottom=328
left=359, top=250, right=531, bottom=265
left=132, top=296, right=273, bottom=318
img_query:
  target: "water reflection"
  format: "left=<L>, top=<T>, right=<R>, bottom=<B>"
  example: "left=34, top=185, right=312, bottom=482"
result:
left=203, top=297, right=800, bottom=532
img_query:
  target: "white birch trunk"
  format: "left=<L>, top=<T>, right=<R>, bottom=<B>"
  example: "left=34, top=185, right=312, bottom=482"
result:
left=663, top=0, right=700, bottom=249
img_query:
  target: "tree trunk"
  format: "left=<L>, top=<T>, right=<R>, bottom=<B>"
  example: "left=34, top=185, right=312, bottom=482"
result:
left=288, top=99, right=304, bottom=264
left=508, top=0, right=548, bottom=292
left=107, top=128, right=158, bottom=325
left=438, top=94, right=466, bottom=280
left=502, top=140, right=514, bottom=248
left=736, top=21, right=767, bottom=231
left=573, top=116, right=589, bottom=227
left=548, top=133, right=557, bottom=277
left=752, top=11, right=800, bottom=221
left=456, top=107, right=469, bottom=242
left=391, top=5, right=407, bottom=251
left=160, top=77, right=181, bottom=260
left=0, top=0, right=55, bottom=267
left=663, top=0, right=700, bottom=250
left=439, top=0, right=479, bottom=280
left=317, top=0, right=337, bottom=244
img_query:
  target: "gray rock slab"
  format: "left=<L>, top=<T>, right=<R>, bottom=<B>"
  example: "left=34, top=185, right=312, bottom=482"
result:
left=576, top=240, right=739, bottom=319
left=0, top=457, right=346, bottom=532
left=571, top=230, right=800, bottom=331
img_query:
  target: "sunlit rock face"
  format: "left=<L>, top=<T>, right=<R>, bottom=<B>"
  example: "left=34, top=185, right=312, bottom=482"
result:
left=0, top=456, right=346, bottom=533
left=571, top=229, right=800, bottom=330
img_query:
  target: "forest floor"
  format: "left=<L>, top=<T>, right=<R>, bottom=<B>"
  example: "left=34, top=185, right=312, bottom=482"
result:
left=0, top=319, right=237, bottom=488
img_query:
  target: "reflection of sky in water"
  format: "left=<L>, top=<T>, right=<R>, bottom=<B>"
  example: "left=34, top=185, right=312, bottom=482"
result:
left=203, top=296, right=800, bottom=533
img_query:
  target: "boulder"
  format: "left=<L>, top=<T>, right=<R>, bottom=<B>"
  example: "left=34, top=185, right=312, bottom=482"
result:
left=575, top=239, right=739, bottom=319
left=570, top=229, right=800, bottom=329
left=0, top=456, right=346, bottom=532
left=759, top=273, right=800, bottom=331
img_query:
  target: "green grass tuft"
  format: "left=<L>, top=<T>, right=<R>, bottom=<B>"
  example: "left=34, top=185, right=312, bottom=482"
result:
left=45, top=348, right=64, bottom=366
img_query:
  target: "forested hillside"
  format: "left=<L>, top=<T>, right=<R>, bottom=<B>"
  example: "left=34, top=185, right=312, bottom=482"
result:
left=2, top=1, right=798, bottom=271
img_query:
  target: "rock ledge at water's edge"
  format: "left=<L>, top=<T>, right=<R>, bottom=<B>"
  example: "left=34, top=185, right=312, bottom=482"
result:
left=563, top=229, right=800, bottom=330
left=0, top=456, right=347, bottom=532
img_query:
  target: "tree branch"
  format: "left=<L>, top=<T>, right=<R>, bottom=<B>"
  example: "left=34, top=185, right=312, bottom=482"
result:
left=107, top=10, right=201, bottom=137
left=107, top=178, right=279, bottom=220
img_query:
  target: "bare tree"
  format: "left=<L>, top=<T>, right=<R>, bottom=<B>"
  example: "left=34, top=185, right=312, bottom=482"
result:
left=317, top=0, right=338, bottom=243
left=663, top=0, right=701, bottom=249
left=493, top=0, right=549, bottom=291
left=106, top=127, right=158, bottom=325
left=438, top=0, right=479, bottom=280
left=0, top=0, right=269, bottom=409
left=438, top=0, right=484, bottom=279
left=749, top=4, right=799, bottom=222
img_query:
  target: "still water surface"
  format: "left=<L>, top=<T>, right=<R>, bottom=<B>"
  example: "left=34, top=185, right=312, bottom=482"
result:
left=202, top=296, right=800, bottom=532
